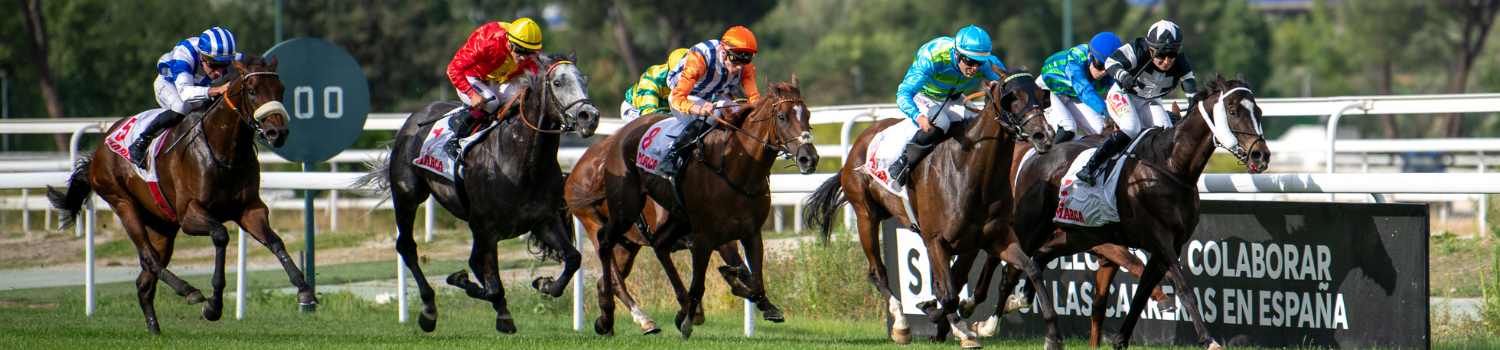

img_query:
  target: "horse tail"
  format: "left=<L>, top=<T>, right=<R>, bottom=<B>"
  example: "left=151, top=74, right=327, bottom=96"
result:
left=353, top=151, right=392, bottom=217
left=46, top=156, right=94, bottom=230
left=528, top=205, right=577, bottom=263
left=803, top=172, right=847, bottom=240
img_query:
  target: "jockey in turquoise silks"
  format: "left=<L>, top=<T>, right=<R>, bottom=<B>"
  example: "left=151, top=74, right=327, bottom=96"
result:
left=887, top=25, right=1006, bottom=186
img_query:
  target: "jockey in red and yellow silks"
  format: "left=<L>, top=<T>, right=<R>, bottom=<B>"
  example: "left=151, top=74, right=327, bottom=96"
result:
left=656, top=26, right=760, bottom=177
left=442, top=18, right=543, bottom=158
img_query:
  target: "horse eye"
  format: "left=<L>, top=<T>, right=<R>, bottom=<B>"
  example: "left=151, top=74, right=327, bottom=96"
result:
left=553, top=79, right=562, bottom=87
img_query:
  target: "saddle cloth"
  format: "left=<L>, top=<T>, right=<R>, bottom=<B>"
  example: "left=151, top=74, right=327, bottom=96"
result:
left=1053, top=129, right=1155, bottom=227
left=858, top=120, right=920, bottom=198
left=413, top=107, right=497, bottom=181
left=101, top=108, right=177, bottom=221
left=635, top=117, right=688, bottom=179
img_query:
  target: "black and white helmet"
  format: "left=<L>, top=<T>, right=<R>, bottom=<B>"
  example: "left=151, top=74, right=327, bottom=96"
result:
left=1145, top=20, right=1182, bottom=51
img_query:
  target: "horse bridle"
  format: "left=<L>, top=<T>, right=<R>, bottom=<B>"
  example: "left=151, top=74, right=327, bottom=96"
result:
left=714, top=98, right=810, bottom=160
left=516, top=61, right=592, bottom=134
left=1194, top=87, right=1263, bottom=164
left=965, top=72, right=1044, bottom=142
left=222, top=71, right=285, bottom=141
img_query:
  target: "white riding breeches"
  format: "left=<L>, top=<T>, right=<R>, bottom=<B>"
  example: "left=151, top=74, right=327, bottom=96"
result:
left=154, top=77, right=204, bottom=115
left=456, top=78, right=522, bottom=114
left=1104, top=85, right=1172, bottom=138
left=671, top=95, right=736, bottom=128
left=909, top=93, right=975, bottom=133
left=1044, top=92, right=1106, bottom=138
left=620, top=101, right=642, bottom=124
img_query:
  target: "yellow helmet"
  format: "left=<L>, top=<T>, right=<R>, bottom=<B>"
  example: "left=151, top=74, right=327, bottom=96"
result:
left=506, top=18, right=543, bottom=50
left=666, top=48, right=690, bottom=69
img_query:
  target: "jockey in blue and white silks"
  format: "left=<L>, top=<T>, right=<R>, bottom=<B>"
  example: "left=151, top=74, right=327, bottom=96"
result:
left=137, top=27, right=240, bottom=169
left=887, top=25, right=1006, bottom=186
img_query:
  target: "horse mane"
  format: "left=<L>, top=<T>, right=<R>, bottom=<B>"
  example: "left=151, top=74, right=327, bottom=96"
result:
left=1188, top=75, right=1249, bottom=111
left=237, top=53, right=268, bottom=67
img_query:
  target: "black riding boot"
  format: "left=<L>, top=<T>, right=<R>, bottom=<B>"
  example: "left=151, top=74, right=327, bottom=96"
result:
left=887, top=127, right=943, bottom=187
left=1075, top=130, right=1132, bottom=186
left=129, top=110, right=186, bottom=169
left=1052, top=128, right=1076, bottom=146
left=444, top=109, right=481, bottom=159
left=659, top=118, right=708, bottom=177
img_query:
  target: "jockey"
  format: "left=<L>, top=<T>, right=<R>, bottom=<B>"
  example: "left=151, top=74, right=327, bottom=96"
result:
left=620, top=48, right=690, bottom=123
left=136, top=27, right=240, bottom=169
left=1076, top=20, right=1199, bottom=186
left=886, top=25, right=1005, bottom=186
left=444, top=18, right=543, bottom=158
left=1037, top=32, right=1123, bottom=145
left=658, top=26, right=761, bottom=177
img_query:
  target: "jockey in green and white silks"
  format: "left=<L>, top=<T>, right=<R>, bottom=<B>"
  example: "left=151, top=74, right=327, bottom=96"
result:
left=887, top=25, right=1006, bottom=186
left=1038, top=32, right=1122, bottom=144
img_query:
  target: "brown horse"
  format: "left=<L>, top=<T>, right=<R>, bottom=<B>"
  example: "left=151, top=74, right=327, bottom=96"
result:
left=47, top=54, right=302, bottom=335
left=571, top=77, right=818, bottom=338
left=1004, top=74, right=1270, bottom=350
left=565, top=130, right=751, bottom=336
left=804, top=66, right=1059, bottom=349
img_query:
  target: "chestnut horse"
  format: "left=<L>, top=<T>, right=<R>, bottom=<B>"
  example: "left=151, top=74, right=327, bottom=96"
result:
left=1003, top=74, right=1270, bottom=350
left=573, top=78, right=819, bottom=338
left=47, top=54, right=300, bottom=334
left=565, top=131, right=751, bottom=336
left=804, top=66, right=1059, bottom=349
left=356, top=52, right=600, bottom=334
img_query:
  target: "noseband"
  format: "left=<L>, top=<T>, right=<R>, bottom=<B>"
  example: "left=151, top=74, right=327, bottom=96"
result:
left=223, top=71, right=287, bottom=141
left=1194, top=87, right=1263, bottom=164
left=965, top=73, right=1043, bottom=142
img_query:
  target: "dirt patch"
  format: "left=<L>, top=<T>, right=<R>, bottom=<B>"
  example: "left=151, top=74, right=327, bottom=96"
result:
left=1429, top=235, right=1497, bottom=298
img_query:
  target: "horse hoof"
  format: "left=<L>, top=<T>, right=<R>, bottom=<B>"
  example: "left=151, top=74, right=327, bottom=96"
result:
left=961, top=338, right=984, bottom=349
left=1206, top=341, right=1222, bottom=350
left=203, top=301, right=223, bottom=321
left=419, top=307, right=438, bottom=333
left=959, top=298, right=979, bottom=319
left=892, top=326, right=913, bottom=344
left=1003, top=294, right=1030, bottom=314
left=446, top=270, right=470, bottom=287
left=642, top=320, right=661, bottom=335
left=297, top=290, right=319, bottom=305
left=679, top=318, right=694, bottom=339
left=186, top=291, right=206, bottom=305
left=1044, top=337, right=1064, bottom=350
left=974, top=315, right=999, bottom=337
left=763, top=308, right=785, bottom=323
left=692, top=312, right=706, bottom=326
left=146, top=317, right=161, bottom=335
left=930, top=334, right=947, bottom=343
left=532, top=277, right=556, bottom=294
left=496, top=315, right=517, bottom=334
left=593, top=316, right=614, bottom=336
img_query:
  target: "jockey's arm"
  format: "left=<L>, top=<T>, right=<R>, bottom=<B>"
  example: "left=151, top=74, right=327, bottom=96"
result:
left=737, top=63, right=760, bottom=106
left=1065, top=62, right=1108, bottom=115
left=895, top=56, right=936, bottom=121
left=446, top=39, right=486, bottom=105
left=164, top=44, right=211, bottom=103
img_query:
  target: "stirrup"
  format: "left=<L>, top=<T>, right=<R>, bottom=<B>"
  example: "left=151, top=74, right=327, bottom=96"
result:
left=444, top=137, right=462, bottom=159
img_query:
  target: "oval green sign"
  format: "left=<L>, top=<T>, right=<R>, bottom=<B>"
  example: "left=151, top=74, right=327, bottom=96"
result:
left=265, top=38, right=370, bottom=163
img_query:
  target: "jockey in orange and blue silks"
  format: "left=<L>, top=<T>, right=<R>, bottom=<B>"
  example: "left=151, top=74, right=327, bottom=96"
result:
left=656, top=26, right=762, bottom=177
left=135, top=27, right=240, bottom=169
left=887, top=25, right=1006, bottom=187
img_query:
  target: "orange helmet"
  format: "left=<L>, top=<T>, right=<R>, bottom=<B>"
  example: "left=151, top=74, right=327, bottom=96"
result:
left=721, top=26, right=757, bottom=53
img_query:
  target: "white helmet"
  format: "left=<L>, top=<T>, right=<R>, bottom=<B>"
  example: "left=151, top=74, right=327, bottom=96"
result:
left=1145, top=20, right=1182, bottom=51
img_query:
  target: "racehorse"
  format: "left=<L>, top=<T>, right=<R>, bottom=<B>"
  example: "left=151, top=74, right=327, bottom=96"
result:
left=803, top=66, right=1059, bottom=349
left=565, top=133, right=752, bottom=336
left=47, top=54, right=301, bottom=335
left=1005, top=74, right=1269, bottom=350
left=356, top=52, right=600, bottom=334
left=573, top=77, right=818, bottom=339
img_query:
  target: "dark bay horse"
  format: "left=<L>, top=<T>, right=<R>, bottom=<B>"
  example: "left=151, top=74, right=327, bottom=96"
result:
left=565, top=131, right=751, bottom=336
left=47, top=54, right=300, bottom=334
left=573, top=77, right=818, bottom=339
left=356, top=52, right=600, bottom=334
left=804, top=66, right=1058, bottom=349
left=1006, top=74, right=1270, bottom=350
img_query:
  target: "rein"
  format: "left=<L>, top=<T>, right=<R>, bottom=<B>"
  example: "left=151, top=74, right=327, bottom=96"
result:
left=1193, top=87, right=1261, bottom=164
left=959, top=73, right=1040, bottom=142
left=163, top=70, right=283, bottom=169
left=695, top=97, right=809, bottom=197
left=502, top=61, right=590, bottom=134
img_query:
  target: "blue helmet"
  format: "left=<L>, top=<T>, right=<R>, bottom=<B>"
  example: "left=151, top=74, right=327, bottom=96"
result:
left=197, top=27, right=237, bottom=62
left=953, top=25, right=994, bottom=61
left=1087, top=32, right=1123, bottom=65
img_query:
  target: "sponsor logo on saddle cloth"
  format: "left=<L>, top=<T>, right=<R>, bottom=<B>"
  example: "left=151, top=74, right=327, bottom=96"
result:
left=1053, top=129, right=1156, bottom=227
left=859, top=121, right=920, bottom=198
left=635, top=117, right=689, bottom=178
left=413, top=107, right=498, bottom=181
left=102, top=108, right=178, bottom=221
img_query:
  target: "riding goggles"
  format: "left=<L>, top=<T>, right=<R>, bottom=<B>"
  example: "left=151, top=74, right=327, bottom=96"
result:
left=202, top=55, right=232, bottom=70
left=726, top=49, right=754, bottom=65
left=1090, top=54, right=1105, bottom=70
left=957, top=54, right=983, bottom=68
left=511, top=46, right=537, bottom=58
left=1150, top=48, right=1179, bottom=59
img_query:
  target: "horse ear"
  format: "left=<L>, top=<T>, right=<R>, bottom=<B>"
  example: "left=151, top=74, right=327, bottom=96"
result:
left=1172, top=102, right=1181, bottom=116
left=1237, top=72, right=1249, bottom=86
left=791, top=73, right=800, bottom=89
left=569, top=50, right=578, bottom=63
left=268, top=56, right=279, bottom=71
